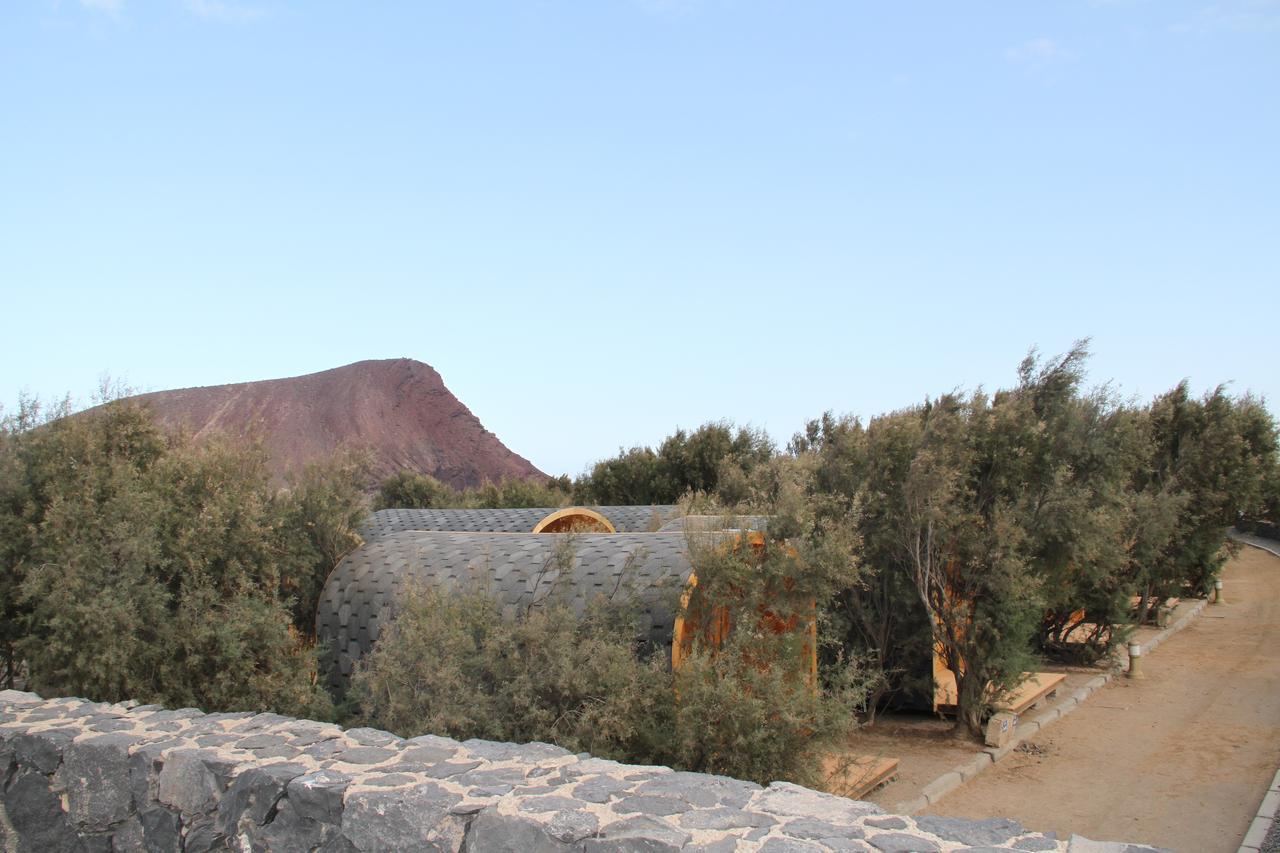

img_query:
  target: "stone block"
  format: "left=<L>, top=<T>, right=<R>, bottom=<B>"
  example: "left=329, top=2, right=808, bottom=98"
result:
left=583, top=814, right=691, bottom=852
left=780, top=816, right=866, bottom=840
left=916, top=815, right=1024, bottom=847
left=13, top=728, right=76, bottom=773
left=215, top=761, right=307, bottom=836
left=984, top=712, right=1018, bottom=748
left=958, top=753, right=993, bottom=782
left=286, top=769, right=351, bottom=825
left=341, top=781, right=463, bottom=851
left=759, top=838, right=827, bottom=852
left=3, top=766, right=85, bottom=852
left=547, top=809, right=601, bottom=843
left=754, top=781, right=883, bottom=822
left=634, top=770, right=760, bottom=809
left=467, top=809, right=572, bottom=852
left=157, top=750, right=226, bottom=815
left=920, top=771, right=962, bottom=804
left=59, top=733, right=138, bottom=831
left=867, top=831, right=940, bottom=852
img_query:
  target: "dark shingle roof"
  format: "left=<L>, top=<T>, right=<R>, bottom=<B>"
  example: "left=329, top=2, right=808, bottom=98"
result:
left=316, top=531, right=694, bottom=690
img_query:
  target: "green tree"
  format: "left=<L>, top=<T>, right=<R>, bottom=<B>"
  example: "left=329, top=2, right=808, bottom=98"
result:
left=2, top=396, right=349, bottom=717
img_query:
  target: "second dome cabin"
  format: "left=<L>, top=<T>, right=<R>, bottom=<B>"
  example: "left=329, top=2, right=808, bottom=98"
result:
left=316, top=525, right=815, bottom=694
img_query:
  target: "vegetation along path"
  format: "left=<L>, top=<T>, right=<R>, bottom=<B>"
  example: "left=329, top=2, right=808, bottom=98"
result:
left=922, top=546, right=1280, bottom=853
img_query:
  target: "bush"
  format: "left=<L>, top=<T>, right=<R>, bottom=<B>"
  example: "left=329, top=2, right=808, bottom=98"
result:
left=374, top=471, right=574, bottom=510
left=0, top=395, right=361, bottom=718
left=352, top=584, right=675, bottom=761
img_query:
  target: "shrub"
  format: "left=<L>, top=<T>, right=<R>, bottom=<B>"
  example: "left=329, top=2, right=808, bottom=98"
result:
left=352, top=584, right=675, bottom=761
left=1, top=395, right=355, bottom=718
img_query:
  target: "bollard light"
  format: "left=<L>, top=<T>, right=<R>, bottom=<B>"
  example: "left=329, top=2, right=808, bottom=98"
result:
left=1213, top=578, right=1224, bottom=605
left=1127, top=641, right=1143, bottom=679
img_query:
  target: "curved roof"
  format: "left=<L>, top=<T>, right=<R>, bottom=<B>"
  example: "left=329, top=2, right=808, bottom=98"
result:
left=316, top=531, right=694, bottom=690
left=356, top=505, right=681, bottom=541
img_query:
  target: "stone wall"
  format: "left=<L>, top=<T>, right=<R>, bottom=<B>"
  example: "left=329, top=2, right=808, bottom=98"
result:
left=0, top=690, right=1158, bottom=852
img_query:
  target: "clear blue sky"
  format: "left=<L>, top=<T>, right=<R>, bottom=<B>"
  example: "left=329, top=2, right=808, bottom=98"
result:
left=2, top=1, right=1276, bottom=477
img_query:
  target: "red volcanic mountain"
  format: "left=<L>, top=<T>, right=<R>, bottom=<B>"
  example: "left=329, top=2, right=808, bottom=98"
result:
left=131, top=359, right=547, bottom=489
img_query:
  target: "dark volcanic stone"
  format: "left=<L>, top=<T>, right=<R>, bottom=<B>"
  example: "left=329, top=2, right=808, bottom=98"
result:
left=215, top=761, right=307, bottom=836
left=583, top=814, right=691, bottom=852
left=461, top=738, right=571, bottom=762
left=341, top=782, right=464, bottom=850
left=286, top=769, right=351, bottom=824
left=678, top=807, right=776, bottom=831
left=234, top=734, right=289, bottom=751
left=361, top=772, right=417, bottom=787
left=760, top=839, right=827, bottom=853
left=914, top=816, right=1024, bottom=847
left=422, top=759, right=482, bottom=779
left=613, top=794, right=693, bottom=816
left=332, top=746, right=394, bottom=765
left=467, top=810, right=572, bottom=853
left=397, top=743, right=458, bottom=765
left=869, top=832, right=940, bottom=853
left=342, top=726, right=402, bottom=747
left=518, top=795, right=588, bottom=813
left=13, top=728, right=77, bottom=773
left=633, top=770, right=759, bottom=809
left=5, top=767, right=87, bottom=852
left=156, top=750, right=231, bottom=815
left=182, top=813, right=223, bottom=853
left=548, top=809, right=600, bottom=843
left=60, top=733, right=138, bottom=830
left=574, top=774, right=633, bottom=803
left=250, top=797, right=339, bottom=852
left=782, top=817, right=867, bottom=840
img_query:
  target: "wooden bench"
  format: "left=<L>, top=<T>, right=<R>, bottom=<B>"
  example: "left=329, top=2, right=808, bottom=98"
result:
left=991, top=671, right=1066, bottom=715
left=934, top=669, right=1067, bottom=716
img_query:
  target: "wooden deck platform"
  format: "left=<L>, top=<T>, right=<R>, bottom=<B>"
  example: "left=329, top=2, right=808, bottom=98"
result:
left=821, top=754, right=900, bottom=800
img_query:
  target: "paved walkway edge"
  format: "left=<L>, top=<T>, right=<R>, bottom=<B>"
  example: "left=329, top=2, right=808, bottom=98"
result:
left=1237, top=767, right=1280, bottom=852
left=894, top=597, right=1211, bottom=815
left=1232, top=532, right=1280, bottom=853
left=1231, top=529, right=1280, bottom=559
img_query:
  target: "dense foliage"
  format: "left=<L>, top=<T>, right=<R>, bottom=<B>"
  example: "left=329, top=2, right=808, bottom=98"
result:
left=375, top=470, right=575, bottom=510
left=0, top=396, right=365, bottom=717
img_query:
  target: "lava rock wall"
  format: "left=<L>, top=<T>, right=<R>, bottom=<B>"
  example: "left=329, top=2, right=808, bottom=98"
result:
left=0, top=690, right=1157, bottom=852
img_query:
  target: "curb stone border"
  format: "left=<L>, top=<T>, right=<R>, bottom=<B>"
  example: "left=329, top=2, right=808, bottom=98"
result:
left=894, top=598, right=1209, bottom=816
left=1237, top=766, right=1280, bottom=852
left=1233, top=533, right=1280, bottom=853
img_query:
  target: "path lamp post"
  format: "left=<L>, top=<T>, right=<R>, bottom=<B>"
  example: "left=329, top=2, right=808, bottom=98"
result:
left=1213, top=578, right=1224, bottom=605
left=1127, top=641, right=1143, bottom=679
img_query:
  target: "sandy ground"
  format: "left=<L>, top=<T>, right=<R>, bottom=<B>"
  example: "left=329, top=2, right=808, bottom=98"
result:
left=910, top=546, right=1280, bottom=852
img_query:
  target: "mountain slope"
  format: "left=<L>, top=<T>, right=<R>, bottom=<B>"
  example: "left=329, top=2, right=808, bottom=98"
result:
left=131, top=359, right=546, bottom=489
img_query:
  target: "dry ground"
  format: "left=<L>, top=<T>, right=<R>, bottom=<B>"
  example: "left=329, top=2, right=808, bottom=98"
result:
left=900, top=546, right=1280, bottom=852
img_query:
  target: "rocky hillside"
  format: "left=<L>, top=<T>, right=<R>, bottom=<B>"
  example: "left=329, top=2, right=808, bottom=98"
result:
left=130, top=359, right=546, bottom=489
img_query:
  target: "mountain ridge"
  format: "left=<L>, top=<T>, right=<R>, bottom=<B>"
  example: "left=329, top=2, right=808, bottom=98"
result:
left=128, top=358, right=546, bottom=489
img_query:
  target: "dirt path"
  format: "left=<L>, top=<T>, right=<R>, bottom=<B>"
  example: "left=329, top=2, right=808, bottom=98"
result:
left=920, top=546, right=1280, bottom=852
